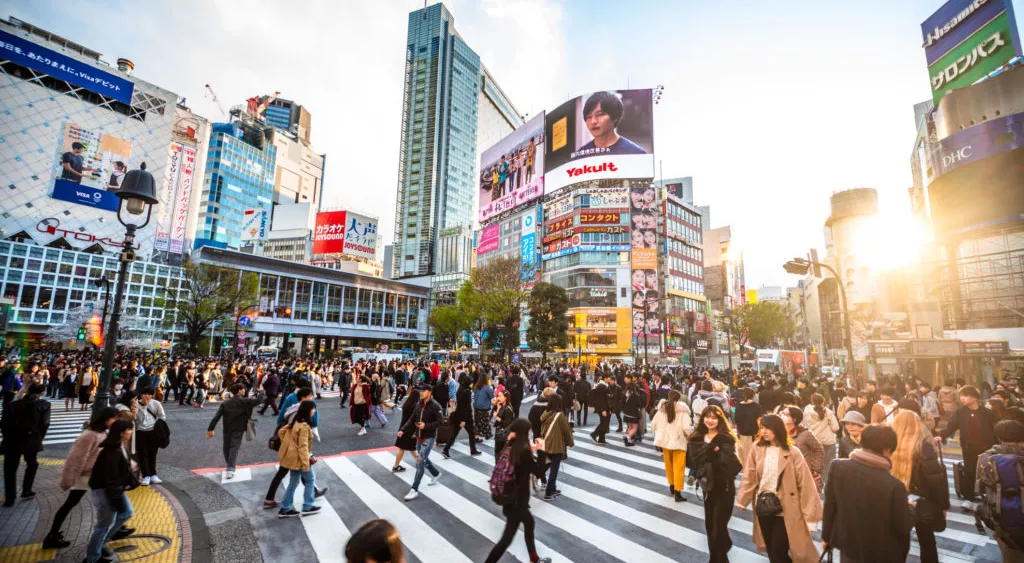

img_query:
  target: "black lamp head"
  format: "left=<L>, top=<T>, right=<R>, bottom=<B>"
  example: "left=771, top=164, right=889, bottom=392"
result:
left=117, top=162, right=159, bottom=214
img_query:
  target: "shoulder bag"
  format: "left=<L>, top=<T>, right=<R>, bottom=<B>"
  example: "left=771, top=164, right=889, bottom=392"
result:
left=755, top=470, right=784, bottom=518
left=535, top=412, right=561, bottom=452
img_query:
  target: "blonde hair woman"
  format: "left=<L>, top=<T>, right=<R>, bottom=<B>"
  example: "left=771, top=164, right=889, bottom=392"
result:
left=890, top=411, right=949, bottom=563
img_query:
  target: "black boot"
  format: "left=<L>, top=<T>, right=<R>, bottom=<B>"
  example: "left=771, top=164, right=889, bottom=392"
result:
left=669, top=485, right=675, bottom=496
left=674, top=490, right=686, bottom=502
left=43, top=531, right=71, bottom=549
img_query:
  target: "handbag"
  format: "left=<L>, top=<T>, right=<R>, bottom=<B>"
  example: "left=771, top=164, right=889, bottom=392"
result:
left=572, top=399, right=581, bottom=412
left=755, top=470, right=785, bottom=517
left=245, top=418, right=257, bottom=442
left=535, top=412, right=561, bottom=452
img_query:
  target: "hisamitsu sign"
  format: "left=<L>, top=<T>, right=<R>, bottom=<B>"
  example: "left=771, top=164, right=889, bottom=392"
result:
left=0, top=29, right=134, bottom=104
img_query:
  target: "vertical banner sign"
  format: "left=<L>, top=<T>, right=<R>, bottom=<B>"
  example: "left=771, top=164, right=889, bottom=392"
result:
left=520, top=206, right=538, bottom=286
left=169, top=145, right=196, bottom=254
left=312, top=211, right=347, bottom=254
left=629, top=184, right=661, bottom=353
left=477, top=223, right=500, bottom=257
left=155, top=142, right=183, bottom=251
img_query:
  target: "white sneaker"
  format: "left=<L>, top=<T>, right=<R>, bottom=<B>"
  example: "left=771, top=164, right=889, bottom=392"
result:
left=141, top=476, right=151, bottom=486
left=429, top=471, right=442, bottom=486
left=149, top=476, right=163, bottom=484
left=357, top=427, right=367, bottom=436
left=961, top=500, right=974, bottom=511
left=225, top=470, right=235, bottom=480
left=403, top=489, right=419, bottom=501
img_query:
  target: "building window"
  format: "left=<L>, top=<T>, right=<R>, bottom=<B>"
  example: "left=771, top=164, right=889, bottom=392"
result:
left=342, top=287, right=356, bottom=324
left=357, top=289, right=371, bottom=325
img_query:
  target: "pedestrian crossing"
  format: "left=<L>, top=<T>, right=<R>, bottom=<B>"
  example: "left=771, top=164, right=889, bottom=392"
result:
left=216, top=418, right=1000, bottom=563
left=0, top=396, right=91, bottom=447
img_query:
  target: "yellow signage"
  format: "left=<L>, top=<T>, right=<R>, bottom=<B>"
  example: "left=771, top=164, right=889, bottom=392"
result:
left=551, top=117, right=567, bottom=151
left=747, top=289, right=758, bottom=304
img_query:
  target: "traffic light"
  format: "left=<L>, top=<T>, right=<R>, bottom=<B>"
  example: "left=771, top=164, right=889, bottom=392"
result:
left=77, top=327, right=86, bottom=341
left=274, top=306, right=293, bottom=317
left=222, top=338, right=229, bottom=346
left=288, top=332, right=293, bottom=338
left=783, top=259, right=810, bottom=276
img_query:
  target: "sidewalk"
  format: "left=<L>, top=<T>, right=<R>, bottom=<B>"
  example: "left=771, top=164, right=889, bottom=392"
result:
left=0, top=455, right=195, bottom=563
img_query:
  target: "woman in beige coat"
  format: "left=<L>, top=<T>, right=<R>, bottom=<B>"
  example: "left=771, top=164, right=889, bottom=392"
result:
left=737, top=413, right=822, bottom=563
left=650, top=390, right=692, bottom=502
left=275, top=401, right=320, bottom=518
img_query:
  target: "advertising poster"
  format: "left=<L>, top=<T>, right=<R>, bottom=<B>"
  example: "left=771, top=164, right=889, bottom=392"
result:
left=477, top=223, right=500, bottom=257
left=51, top=122, right=133, bottom=212
left=926, top=9, right=1020, bottom=104
left=629, top=184, right=661, bottom=347
left=312, top=210, right=347, bottom=254
left=241, top=209, right=269, bottom=242
left=343, top=211, right=379, bottom=261
left=520, top=207, right=538, bottom=286
left=479, top=114, right=545, bottom=222
left=169, top=145, right=196, bottom=254
left=155, top=142, right=183, bottom=251
left=545, top=89, right=654, bottom=194
left=584, top=186, right=630, bottom=209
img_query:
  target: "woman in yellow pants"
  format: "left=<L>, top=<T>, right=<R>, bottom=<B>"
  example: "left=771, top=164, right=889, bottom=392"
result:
left=651, top=389, right=692, bottom=502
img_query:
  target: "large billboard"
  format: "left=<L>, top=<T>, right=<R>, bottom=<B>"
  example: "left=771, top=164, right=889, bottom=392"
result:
left=922, top=0, right=1022, bottom=104
left=477, top=223, right=500, bottom=257
left=0, top=29, right=135, bottom=104
left=342, top=211, right=379, bottom=261
left=312, top=210, right=347, bottom=254
left=241, top=208, right=269, bottom=242
left=479, top=114, right=545, bottom=222
left=545, top=89, right=654, bottom=194
left=51, top=122, right=133, bottom=213
left=629, top=184, right=661, bottom=350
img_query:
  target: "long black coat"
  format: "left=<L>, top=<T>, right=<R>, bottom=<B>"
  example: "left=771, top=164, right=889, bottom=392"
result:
left=0, top=394, right=50, bottom=453
left=823, top=456, right=915, bottom=561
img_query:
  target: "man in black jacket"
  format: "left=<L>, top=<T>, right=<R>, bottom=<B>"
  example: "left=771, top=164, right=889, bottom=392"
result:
left=1, top=383, right=50, bottom=505
left=206, top=383, right=264, bottom=480
left=402, top=385, right=443, bottom=501
left=573, top=373, right=592, bottom=426
left=823, top=425, right=914, bottom=562
left=507, top=369, right=524, bottom=417
left=589, top=375, right=612, bottom=444
left=936, top=385, right=997, bottom=508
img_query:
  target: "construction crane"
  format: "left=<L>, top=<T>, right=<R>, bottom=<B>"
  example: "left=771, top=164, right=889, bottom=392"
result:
left=204, top=84, right=228, bottom=120
left=246, top=91, right=281, bottom=122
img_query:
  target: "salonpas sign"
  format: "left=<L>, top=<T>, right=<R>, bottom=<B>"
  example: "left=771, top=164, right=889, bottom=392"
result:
left=927, top=11, right=1019, bottom=104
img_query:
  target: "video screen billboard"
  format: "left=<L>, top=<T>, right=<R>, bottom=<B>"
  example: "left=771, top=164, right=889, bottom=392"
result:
left=479, top=114, right=545, bottom=222
left=51, top=122, right=133, bottom=213
left=630, top=184, right=661, bottom=348
left=545, top=89, right=654, bottom=194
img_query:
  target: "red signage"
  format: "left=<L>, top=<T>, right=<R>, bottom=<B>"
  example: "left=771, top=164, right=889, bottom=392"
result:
left=545, top=234, right=582, bottom=254
left=579, top=212, right=621, bottom=224
left=36, top=218, right=138, bottom=249
left=312, top=211, right=347, bottom=254
left=545, top=216, right=573, bottom=234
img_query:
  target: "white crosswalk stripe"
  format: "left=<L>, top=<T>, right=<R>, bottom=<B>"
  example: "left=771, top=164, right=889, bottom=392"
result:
left=237, top=418, right=1001, bottom=562
left=0, top=396, right=91, bottom=446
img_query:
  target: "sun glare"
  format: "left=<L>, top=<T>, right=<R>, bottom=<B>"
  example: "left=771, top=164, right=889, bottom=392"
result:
left=850, top=210, right=931, bottom=272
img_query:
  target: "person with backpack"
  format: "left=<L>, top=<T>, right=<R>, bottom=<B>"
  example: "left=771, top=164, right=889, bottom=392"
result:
left=977, top=420, right=1024, bottom=561
left=1, top=382, right=50, bottom=506
left=936, top=385, right=997, bottom=510
left=273, top=401, right=321, bottom=518
left=621, top=381, right=645, bottom=447
left=890, top=410, right=949, bottom=563
left=485, top=418, right=552, bottom=563
left=937, top=378, right=959, bottom=428
left=687, top=404, right=743, bottom=562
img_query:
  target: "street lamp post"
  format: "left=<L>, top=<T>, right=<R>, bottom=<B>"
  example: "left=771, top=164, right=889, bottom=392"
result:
left=783, top=256, right=856, bottom=385
left=723, top=308, right=733, bottom=372
left=576, top=326, right=582, bottom=366
left=93, top=164, right=157, bottom=419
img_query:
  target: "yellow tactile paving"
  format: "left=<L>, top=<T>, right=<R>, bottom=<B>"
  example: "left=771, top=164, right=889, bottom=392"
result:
left=108, top=485, right=182, bottom=563
left=0, top=456, right=66, bottom=467
left=0, top=543, right=56, bottom=563
left=0, top=485, right=182, bottom=563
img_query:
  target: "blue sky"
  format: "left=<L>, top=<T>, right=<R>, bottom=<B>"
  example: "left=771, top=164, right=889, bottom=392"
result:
left=5, top=0, right=1021, bottom=285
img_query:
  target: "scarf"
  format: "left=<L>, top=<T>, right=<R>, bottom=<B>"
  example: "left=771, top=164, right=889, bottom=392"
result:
left=850, top=448, right=891, bottom=471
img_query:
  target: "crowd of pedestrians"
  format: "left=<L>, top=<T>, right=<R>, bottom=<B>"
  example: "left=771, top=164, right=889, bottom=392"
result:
left=4, top=346, right=1024, bottom=561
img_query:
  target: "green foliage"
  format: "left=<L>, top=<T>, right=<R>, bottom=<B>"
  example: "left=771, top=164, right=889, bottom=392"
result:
left=165, top=260, right=260, bottom=354
left=428, top=304, right=469, bottom=349
left=463, top=256, right=532, bottom=360
left=730, top=301, right=796, bottom=349
left=526, top=282, right=569, bottom=361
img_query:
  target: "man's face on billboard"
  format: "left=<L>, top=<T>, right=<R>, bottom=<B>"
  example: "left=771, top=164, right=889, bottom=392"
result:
left=585, top=103, right=616, bottom=139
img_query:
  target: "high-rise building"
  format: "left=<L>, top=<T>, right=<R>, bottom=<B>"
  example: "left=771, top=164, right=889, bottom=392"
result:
left=193, top=121, right=277, bottom=250
left=660, top=186, right=709, bottom=364
left=263, top=98, right=312, bottom=143
left=392, top=3, right=521, bottom=279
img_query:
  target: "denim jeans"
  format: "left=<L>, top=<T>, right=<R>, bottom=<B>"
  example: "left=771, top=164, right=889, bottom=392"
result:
left=281, top=468, right=316, bottom=511
left=411, top=438, right=439, bottom=490
left=545, top=454, right=562, bottom=496
left=87, top=489, right=133, bottom=563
